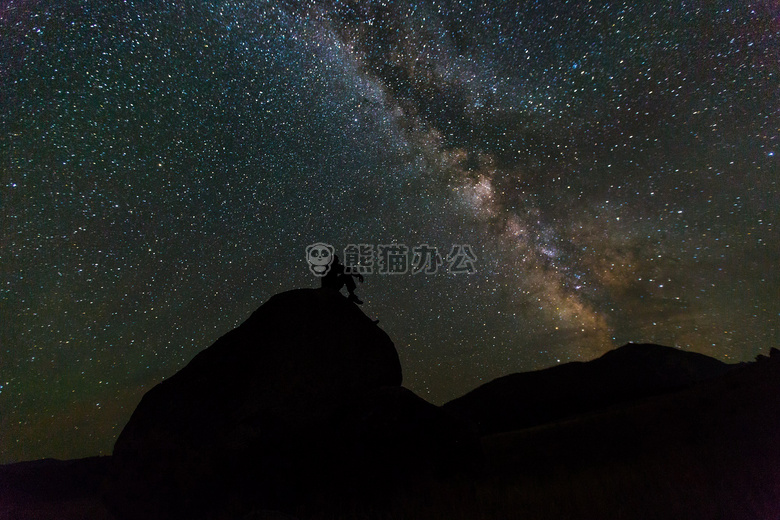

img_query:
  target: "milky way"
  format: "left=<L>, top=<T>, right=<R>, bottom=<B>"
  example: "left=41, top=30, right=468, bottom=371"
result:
left=1, top=0, right=778, bottom=462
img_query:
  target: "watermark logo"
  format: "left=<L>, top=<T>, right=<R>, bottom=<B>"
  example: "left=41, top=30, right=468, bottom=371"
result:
left=305, top=242, right=335, bottom=277
left=446, top=244, right=478, bottom=274
left=344, top=244, right=374, bottom=274
left=411, top=244, right=443, bottom=274
left=306, top=242, right=476, bottom=275
left=378, top=244, right=409, bottom=274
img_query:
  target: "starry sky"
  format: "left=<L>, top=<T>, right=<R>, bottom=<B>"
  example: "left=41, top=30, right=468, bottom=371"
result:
left=1, top=0, right=778, bottom=463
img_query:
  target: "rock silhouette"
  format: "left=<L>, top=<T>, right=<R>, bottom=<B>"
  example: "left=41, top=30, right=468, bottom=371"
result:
left=106, top=288, right=475, bottom=520
left=3, top=329, right=780, bottom=520
left=443, top=342, right=736, bottom=436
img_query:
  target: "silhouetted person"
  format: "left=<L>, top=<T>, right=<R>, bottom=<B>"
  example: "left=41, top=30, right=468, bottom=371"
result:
left=321, top=255, right=364, bottom=304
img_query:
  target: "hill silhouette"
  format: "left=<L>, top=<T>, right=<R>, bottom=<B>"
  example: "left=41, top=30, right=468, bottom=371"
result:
left=105, top=288, right=476, bottom=519
left=1, top=289, right=779, bottom=520
left=477, top=350, right=780, bottom=519
left=443, top=342, right=736, bottom=436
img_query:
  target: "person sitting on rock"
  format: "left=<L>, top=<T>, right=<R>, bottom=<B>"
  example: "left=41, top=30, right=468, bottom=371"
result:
left=321, top=255, right=364, bottom=304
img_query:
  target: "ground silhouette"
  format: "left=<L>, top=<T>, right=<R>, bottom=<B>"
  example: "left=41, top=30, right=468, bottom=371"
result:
left=2, top=291, right=779, bottom=520
left=104, top=288, right=476, bottom=519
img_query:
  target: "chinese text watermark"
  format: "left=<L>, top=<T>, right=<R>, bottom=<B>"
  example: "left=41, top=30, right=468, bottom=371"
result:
left=305, top=243, right=476, bottom=276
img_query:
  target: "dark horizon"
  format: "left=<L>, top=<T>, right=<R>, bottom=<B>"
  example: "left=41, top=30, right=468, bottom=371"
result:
left=3, top=289, right=779, bottom=520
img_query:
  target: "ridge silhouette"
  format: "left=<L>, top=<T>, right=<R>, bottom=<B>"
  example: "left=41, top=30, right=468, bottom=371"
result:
left=4, top=290, right=779, bottom=520
left=443, top=342, right=736, bottom=436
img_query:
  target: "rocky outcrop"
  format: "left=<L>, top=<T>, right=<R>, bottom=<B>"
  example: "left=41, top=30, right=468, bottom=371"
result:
left=106, top=288, right=475, bottom=520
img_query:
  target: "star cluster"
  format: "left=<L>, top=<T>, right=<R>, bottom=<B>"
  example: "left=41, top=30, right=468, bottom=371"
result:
left=1, top=0, right=778, bottom=462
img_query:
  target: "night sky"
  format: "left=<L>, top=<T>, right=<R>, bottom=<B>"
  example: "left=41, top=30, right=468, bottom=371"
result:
left=2, top=0, right=778, bottom=463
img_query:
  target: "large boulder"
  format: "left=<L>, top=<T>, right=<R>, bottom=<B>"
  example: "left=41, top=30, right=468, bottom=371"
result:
left=106, top=289, right=476, bottom=520
left=107, top=289, right=402, bottom=518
